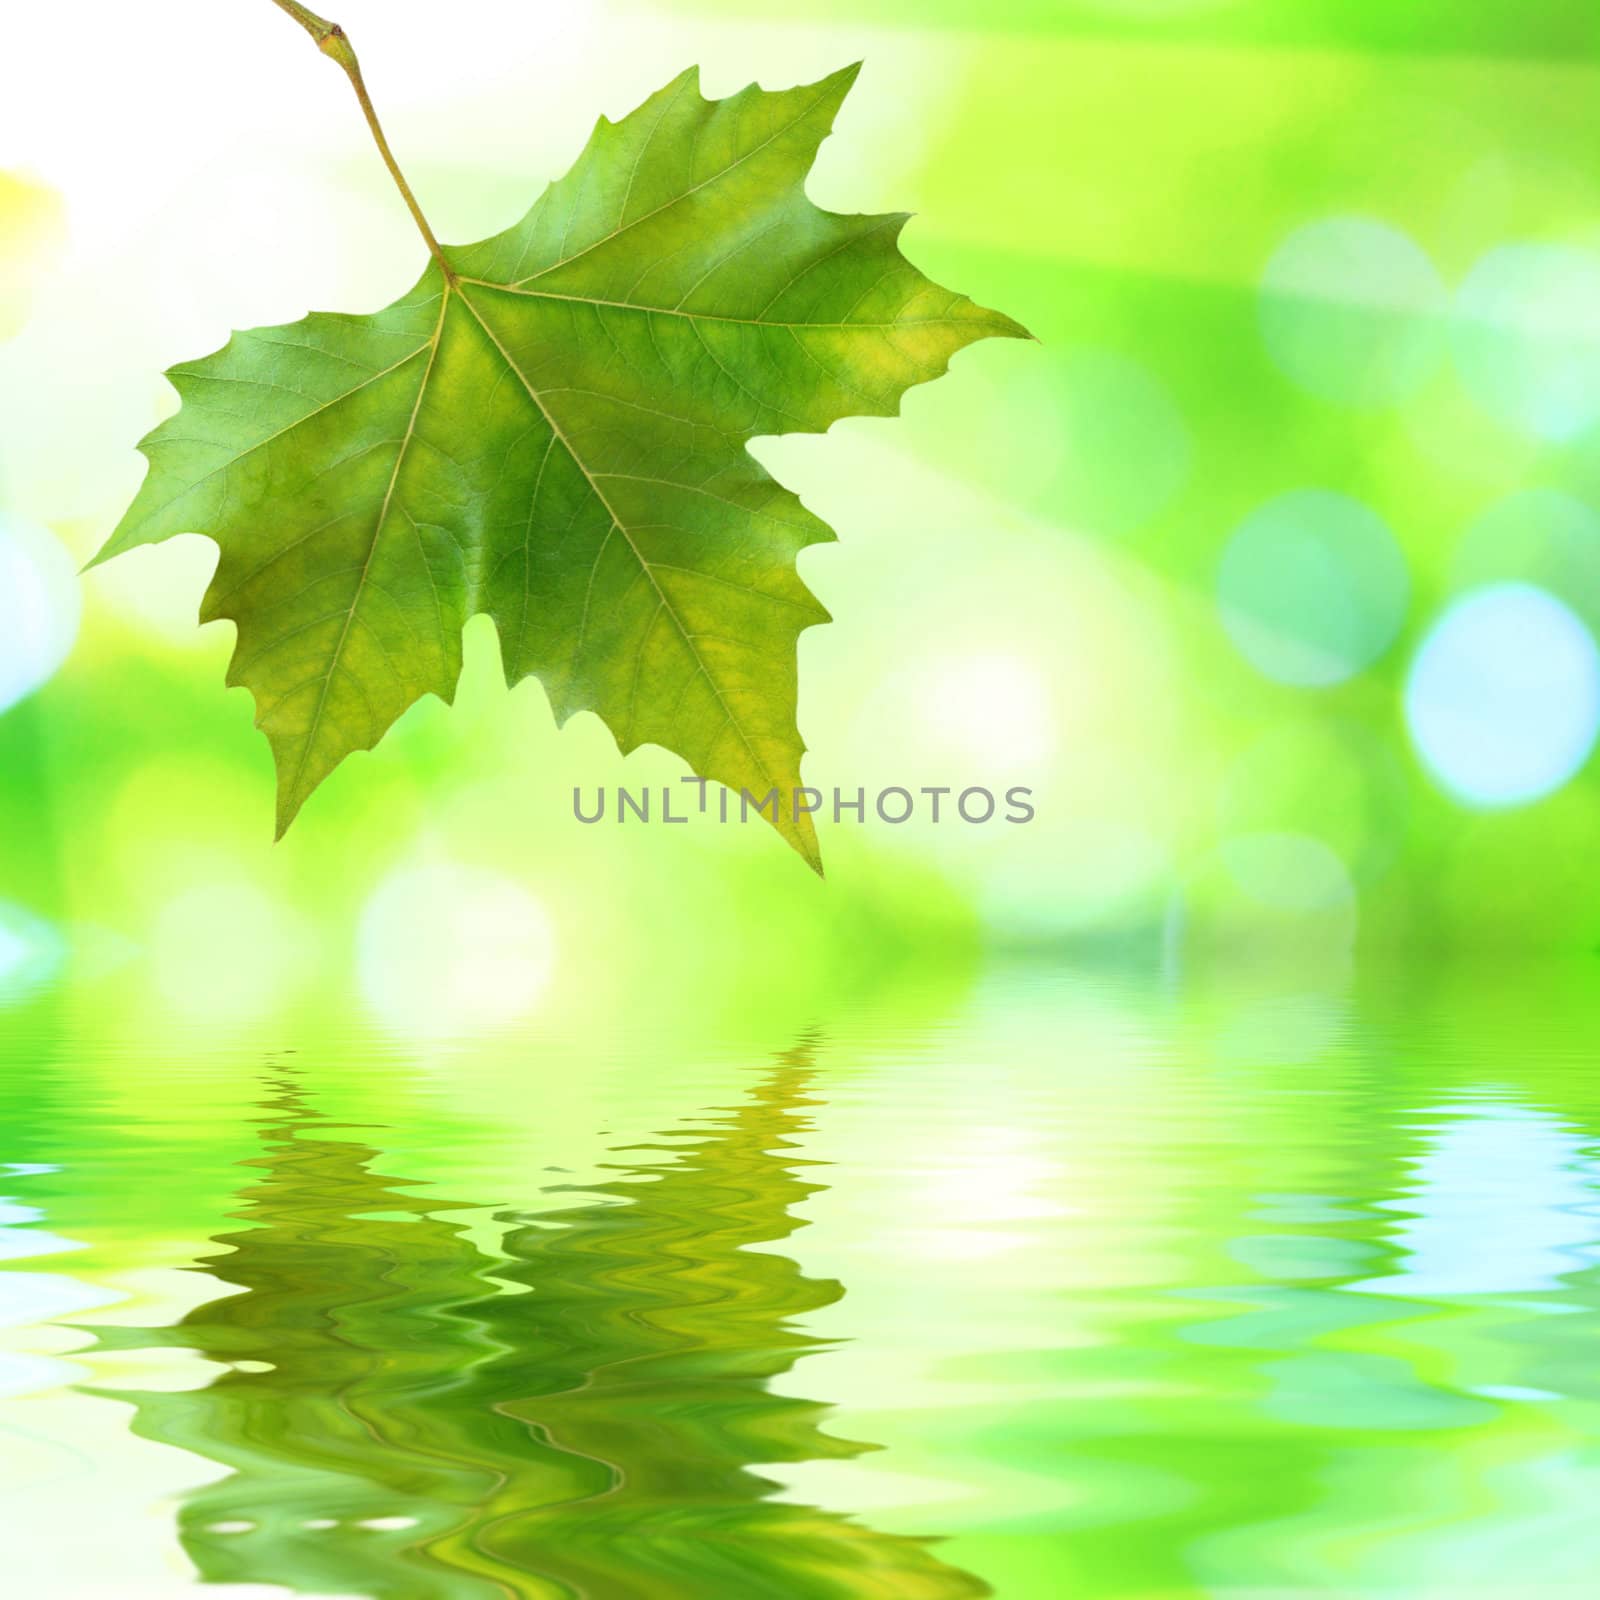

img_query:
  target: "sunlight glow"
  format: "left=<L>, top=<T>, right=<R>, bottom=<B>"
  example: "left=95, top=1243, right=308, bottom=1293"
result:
left=920, top=652, right=1056, bottom=767
left=357, top=862, right=556, bottom=1037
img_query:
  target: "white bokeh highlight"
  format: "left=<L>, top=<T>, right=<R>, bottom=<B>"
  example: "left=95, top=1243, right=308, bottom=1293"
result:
left=150, top=880, right=309, bottom=1023
left=1405, top=583, right=1600, bottom=806
left=919, top=652, right=1057, bottom=768
left=357, top=862, right=555, bottom=1037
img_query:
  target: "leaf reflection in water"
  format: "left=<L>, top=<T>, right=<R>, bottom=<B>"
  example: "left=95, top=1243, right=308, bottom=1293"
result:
left=96, top=1042, right=987, bottom=1600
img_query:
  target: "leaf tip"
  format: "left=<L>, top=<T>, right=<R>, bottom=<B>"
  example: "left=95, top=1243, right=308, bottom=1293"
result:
left=790, top=806, right=826, bottom=878
left=967, top=300, right=1038, bottom=347
left=273, top=779, right=308, bottom=844
left=813, top=60, right=864, bottom=118
left=81, top=520, right=138, bottom=575
left=666, top=63, right=704, bottom=109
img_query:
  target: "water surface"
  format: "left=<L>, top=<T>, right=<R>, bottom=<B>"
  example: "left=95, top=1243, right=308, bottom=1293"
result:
left=4, top=963, right=1600, bottom=1597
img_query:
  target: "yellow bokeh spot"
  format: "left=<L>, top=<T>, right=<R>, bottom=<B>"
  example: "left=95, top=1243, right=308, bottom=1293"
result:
left=0, top=170, right=65, bottom=342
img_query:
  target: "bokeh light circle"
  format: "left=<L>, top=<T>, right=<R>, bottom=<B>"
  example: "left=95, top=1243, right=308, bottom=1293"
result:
left=1218, top=490, right=1409, bottom=686
left=357, top=862, right=555, bottom=1037
left=1451, top=489, right=1600, bottom=633
left=1405, top=583, right=1600, bottom=806
left=1453, top=244, right=1600, bottom=441
left=1220, top=832, right=1356, bottom=918
left=0, top=513, right=80, bottom=715
left=1260, top=217, right=1446, bottom=407
left=150, top=880, right=307, bottom=1023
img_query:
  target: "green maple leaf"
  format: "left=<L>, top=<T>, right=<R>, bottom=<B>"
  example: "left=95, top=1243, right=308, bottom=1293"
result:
left=93, top=24, right=1027, bottom=873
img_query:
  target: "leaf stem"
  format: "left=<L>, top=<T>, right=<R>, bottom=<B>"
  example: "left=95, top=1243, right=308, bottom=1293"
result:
left=267, top=0, right=456, bottom=284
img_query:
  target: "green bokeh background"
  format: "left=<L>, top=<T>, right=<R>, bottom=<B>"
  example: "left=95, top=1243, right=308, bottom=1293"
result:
left=12, top=9, right=1600, bottom=1595
left=5, top=0, right=1600, bottom=1023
